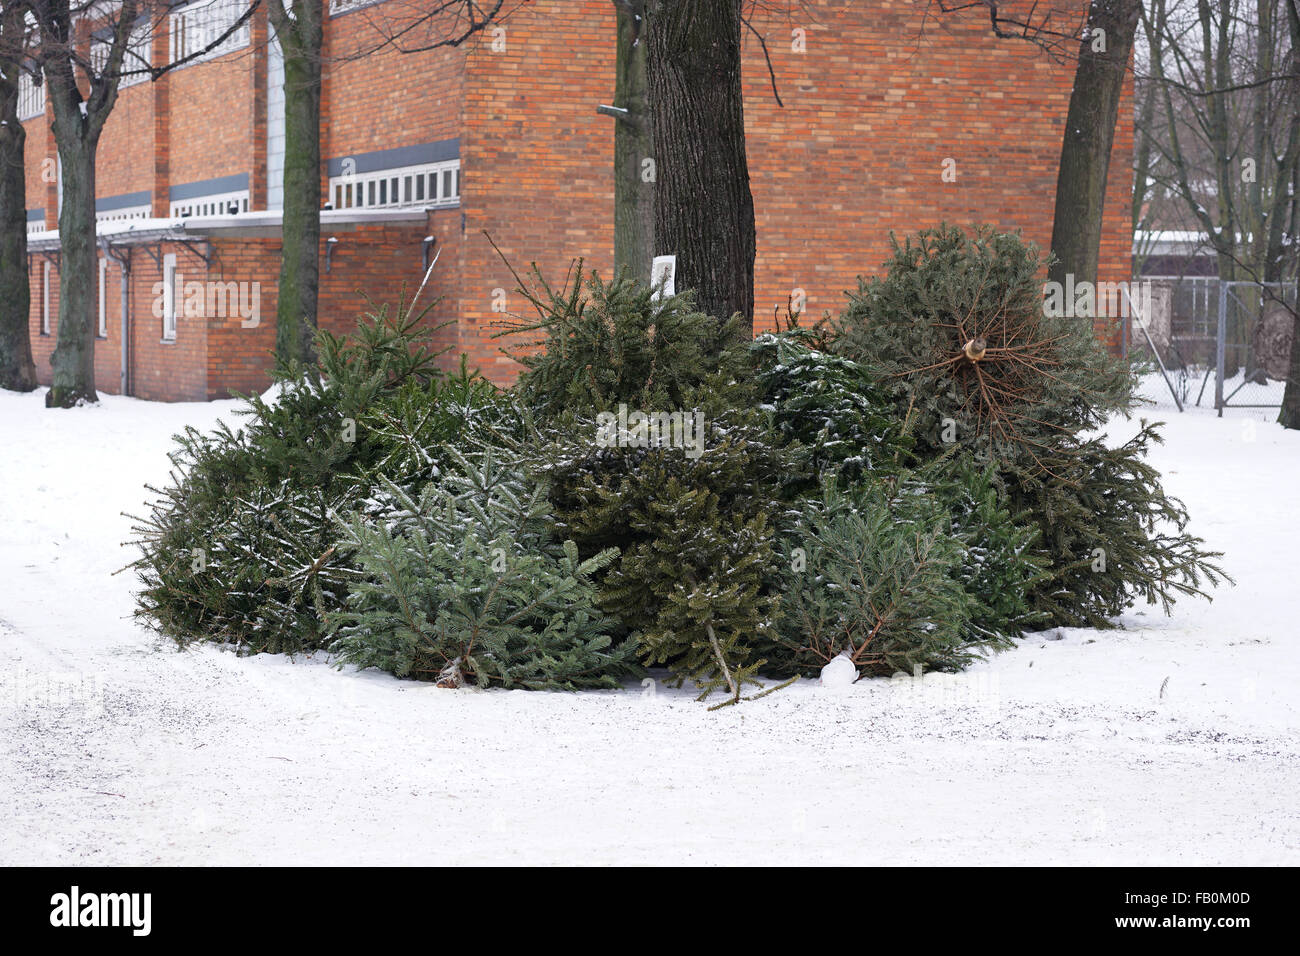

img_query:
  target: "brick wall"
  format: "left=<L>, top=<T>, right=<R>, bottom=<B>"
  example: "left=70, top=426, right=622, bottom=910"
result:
left=165, top=51, right=258, bottom=193
left=28, top=218, right=447, bottom=401
left=131, top=246, right=211, bottom=402
left=96, top=83, right=155, bottom=201
left=29, top=243, right=211, bottom=402
left=201, top=218, right=456, bottom=399
left=460, top=7, right=611, bottom=382
left=424, top=206, right=464, bottom=369
left=27, top=257, right=59, bottom=375
left=324, top=6, right=465, bottom=162
left=458, top=0, right=1135, bottom=381
left=22, top=109, right=51, bottom=226
left=21, top=0, right=1133, bottom=401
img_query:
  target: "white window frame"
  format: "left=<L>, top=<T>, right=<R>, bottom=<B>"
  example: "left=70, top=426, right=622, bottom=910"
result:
left=96, top=205, right=152, bottom=224
left=329, top=0, right=386, bottom=14
left=41, top=261, right=51, bottom=335
left=162, top=253, right=178, bottom=342
left=169, top=190, right=250, bottom=218
left=328, top=160, right=460, bottom=212
left=98, top=258, right=109, bottom=338
left=17, top=71, right=44, bottom=120
left=169, top=0, right=252, bottom=66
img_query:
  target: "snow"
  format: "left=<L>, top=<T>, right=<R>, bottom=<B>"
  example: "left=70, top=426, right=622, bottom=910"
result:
left=2, top=381, right=1299, bottom=865
left=819, top=653, right=857, bottom=690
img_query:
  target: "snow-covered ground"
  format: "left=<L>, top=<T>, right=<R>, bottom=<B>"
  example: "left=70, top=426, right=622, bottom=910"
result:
left=1, top=381, right=1298, bottom=865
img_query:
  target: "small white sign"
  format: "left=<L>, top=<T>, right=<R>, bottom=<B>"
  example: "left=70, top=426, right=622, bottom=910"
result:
left=650, top=254, right=676, bottom=300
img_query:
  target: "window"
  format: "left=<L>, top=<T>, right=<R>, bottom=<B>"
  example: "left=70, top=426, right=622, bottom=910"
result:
left=96, top=205, right=152, bottom=224
left=162, top=253, right=177, bottom=341
left=41, top=262, right=51, bottom=335
left=90, top=21, right=152, bottom=89
left=98, top=258, right=109, bottom=338
left=169, top=191, right=250, bottom=218
left=170, top=0, right=251, bottom=65
left=17, top=71, right=44, bottom=120
left=329, top=0, right=384, bottom=14
left=327, top=160, right=460, bottom=212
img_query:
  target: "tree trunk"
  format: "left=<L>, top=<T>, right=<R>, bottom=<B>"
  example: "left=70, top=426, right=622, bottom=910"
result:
left=46, top=139, right=99, bottom=406
left=271, top=2, right=324, bottom=365
left=1047, top=0, right=1140, bottom=295
left=0, top=21, right=35, bottom=393
left=38, top=0, right=135, bottom=407
left=1276, top=0, right=1300, bottom=429
left=612, top=0, right=653, bottom=284
left=646, top=0, right=755, bottom=330
left=1130, top=0, right=1166, bottom=263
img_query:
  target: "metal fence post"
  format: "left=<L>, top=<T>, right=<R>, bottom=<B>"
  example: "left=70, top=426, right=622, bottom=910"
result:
left=1215, top=280, right=1228, bottom=417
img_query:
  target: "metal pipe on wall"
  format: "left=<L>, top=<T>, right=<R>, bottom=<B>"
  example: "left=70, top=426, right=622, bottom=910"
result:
left=100, top=239, right=132, bottom=397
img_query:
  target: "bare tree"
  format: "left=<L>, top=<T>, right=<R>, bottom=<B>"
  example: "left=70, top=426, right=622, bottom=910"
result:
left=1132, top=0, right=1170, bottom=257
left=1142, top=0, right=1298, bottom=284
left=0, top=0, right=36, bottom=391
left=273, top=0, right=506, bottom=364
left=24, top=0, right=261, bottom=406
left=1136, top=0, right=1300, bottom=414
left=608, top=0, right=652, bottom=283
left=267, top=0, right=324, bottom=364
left=28, top=0, right=140, bottom=406
left=929, top=2, right=1138, bottom=297
left=646, top=0, right=756, bottom=330
left=1272, top=0, right=1300, bottom=425
left=1048, top=0, right=1142, bottom=294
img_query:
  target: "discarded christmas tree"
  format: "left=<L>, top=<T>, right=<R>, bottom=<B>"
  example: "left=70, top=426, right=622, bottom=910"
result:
left=830, top=224, right=1227, bottom=626
left=767, top=480, right=975, bottom=678
left=130, top=302, right=512, bottom=653
left=498, top=258, right=749, bottom=421
left=333, top=449, right=636, bottom=689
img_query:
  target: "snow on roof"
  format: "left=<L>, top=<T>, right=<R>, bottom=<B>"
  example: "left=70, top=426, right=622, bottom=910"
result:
left=1133, top=229, right=1217, bottom=257
left=26, top=206, right=435, bottom=251
left=1134, top=230, right=1208, bottom=243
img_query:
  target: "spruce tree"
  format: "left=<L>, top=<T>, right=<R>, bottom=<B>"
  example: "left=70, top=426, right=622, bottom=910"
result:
left=830, top=224, right=1227, bottom=628
left=746, top=328, right=913, bottom=490
left=1006, top=424, right=1230, bottom=627
left=767, top=481, right=976, bottom=679
left=130, top=303, right=501, bottom=653
left=831, top=224, right=1133, bottom=472
left=334, top=450, right=636, bottom=690
left=529, top=398, right=787, bottom=705
left=498, top=263, right=751, bottom=420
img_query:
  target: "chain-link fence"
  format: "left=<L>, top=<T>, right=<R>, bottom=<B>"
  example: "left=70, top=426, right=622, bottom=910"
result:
left=1126, top=276, right=1297, bottom=419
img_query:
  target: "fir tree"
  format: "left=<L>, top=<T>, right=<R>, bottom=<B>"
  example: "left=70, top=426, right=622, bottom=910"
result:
left=130, top=303, right=499, bottom=653
left=528, top=398, right=787, bottom=704
left=745, top=328, right=913, bottom=491
left=901, top=457, right=1049, bottom=644
left=497, top=262, right=752, bottom=420
left=767, top=481, right=976, bottom=679
left=829, top=224, right=1226, bottom=628
left=1007, top=423, right=1230, bottom=628
left=831, top=224, right=1134, bottom=472
left=333, top=450, right=636, bottom=689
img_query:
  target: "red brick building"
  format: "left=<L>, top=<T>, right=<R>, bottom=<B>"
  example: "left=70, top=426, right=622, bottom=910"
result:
left=23, top=0, right=1133, bottom=401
